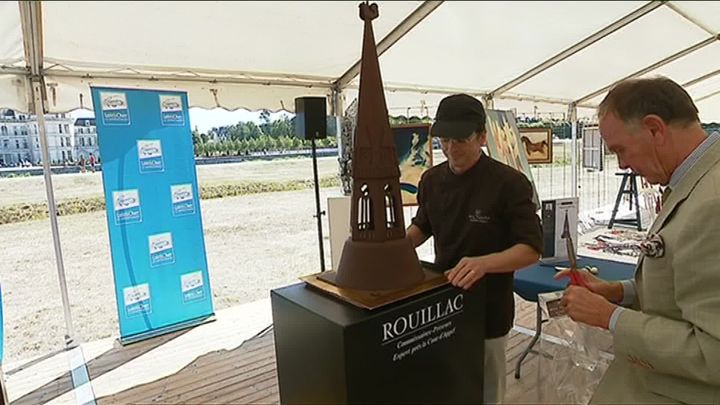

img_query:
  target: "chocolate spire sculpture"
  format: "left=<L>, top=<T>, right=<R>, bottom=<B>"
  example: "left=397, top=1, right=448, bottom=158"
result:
left=334, top=2, right=424, bottom=290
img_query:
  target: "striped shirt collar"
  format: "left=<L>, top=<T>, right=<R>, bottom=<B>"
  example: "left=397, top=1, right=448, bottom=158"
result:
left=668, top=131, right=720, bottom=190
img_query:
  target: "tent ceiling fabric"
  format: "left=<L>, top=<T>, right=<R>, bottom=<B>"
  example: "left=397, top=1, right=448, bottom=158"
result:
left=0, top=2, right=23, bottom=67
left=375, top=1, right=646, bottom=92
left=42, top=1, right=422, bottom=78
left=667, top=1, right=720, bottom=34
left=1, top=1, right=719, bottom=120
left=512, top=6, right=710, bottom=100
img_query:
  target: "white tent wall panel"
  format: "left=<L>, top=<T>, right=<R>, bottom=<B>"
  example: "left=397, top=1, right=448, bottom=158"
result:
left=41, top=1, right=421, bottom=78
left=513, top=6, right=710, bottom=100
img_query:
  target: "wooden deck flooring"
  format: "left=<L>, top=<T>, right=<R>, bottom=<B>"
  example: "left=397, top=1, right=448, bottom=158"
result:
left=7, top=295, right=571, bottom=405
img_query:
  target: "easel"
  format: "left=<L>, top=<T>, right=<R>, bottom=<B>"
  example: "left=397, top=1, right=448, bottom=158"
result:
left=608, top=172, right=643, bottom=231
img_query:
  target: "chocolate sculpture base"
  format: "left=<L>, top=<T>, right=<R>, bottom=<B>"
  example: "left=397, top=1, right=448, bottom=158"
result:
left=271, top=278, right=485, bottom=404
left=305, top=265, right=446, bottom=310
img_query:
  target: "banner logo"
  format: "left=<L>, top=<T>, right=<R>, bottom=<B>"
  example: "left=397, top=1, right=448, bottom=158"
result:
left=100, top=91, right=130, bottom=125
left=181, top=271, right=205, bottom=302
left=160, top=94, right=184, bottom=126
left=112, top=189, right=142, bottom=225
left=137, top=140, right=165, bottom=173
left=149, top=232, right=175, bottom=267
left=171, top=184, right=196, bottom=216
left=124, top=284, right=151, bottom=317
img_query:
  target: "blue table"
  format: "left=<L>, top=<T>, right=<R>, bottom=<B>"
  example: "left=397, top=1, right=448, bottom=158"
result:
left=512, top=256, right=636, bottom=378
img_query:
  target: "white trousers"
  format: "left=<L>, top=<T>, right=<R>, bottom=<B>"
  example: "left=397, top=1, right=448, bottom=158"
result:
left=484, top=334, right=508, bottom=404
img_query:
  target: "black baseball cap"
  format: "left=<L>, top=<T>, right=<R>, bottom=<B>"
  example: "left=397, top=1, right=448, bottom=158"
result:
left=430, top=94, right=486, bottom=139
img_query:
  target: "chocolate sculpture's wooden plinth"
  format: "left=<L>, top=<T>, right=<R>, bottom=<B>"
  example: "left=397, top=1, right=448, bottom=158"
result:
left=307, top=262, right=445, bottom=310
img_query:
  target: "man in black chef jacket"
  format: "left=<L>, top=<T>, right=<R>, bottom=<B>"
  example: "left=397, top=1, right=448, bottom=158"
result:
left=407, top=94, right=543, bottom=404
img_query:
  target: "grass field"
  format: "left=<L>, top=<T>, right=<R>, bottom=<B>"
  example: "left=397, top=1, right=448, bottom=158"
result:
left=0, top=150, right=632, bottom=363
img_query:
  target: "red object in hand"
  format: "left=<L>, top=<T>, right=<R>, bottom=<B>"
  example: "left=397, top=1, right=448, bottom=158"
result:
left=568, top=268, right=590, bottom=289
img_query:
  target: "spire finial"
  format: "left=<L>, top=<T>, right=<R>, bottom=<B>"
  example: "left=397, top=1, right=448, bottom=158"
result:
left=359, top=2, right=378, bottom=21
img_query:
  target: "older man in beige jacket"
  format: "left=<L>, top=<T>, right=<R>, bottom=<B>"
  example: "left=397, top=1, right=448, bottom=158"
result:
left=558, top=77, right=720, bottom=403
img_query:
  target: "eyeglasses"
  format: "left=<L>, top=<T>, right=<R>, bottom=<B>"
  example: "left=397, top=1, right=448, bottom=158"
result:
left=438, top=136, right=474, bottom=145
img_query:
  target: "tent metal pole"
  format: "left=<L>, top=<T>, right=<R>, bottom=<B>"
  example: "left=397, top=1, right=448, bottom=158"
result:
left=42, top=58, right=335, bottom=84
left=32, top=79, right=76, bottom=347
left=683, top=68, right=720, bottom=88
left=577, top=66, right=720, bottom=110
left=330, top=87, right=342, bottom=117
left=22, top=0, right=76, bottom=348
left=569, top=104, right=579, bottom=199
left=44, top=69, right=334, bottom=90
left=483, top=95, right=494, bottom=109
left=664, top=1, right=716, bottom=35
left=330, top=87, right=344, bottom=183
left=695, top=89, right=720, bottom=103
left=349, top=82, right=574, bottom=106
left=0, top=66, right=28, bottom=75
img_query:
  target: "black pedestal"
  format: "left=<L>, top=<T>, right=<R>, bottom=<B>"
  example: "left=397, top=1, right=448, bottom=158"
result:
left=271, top=281, right=485, bottom=404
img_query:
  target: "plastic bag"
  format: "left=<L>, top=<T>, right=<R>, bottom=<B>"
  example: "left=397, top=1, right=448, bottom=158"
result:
left=536, top=290, right=613, bottom=404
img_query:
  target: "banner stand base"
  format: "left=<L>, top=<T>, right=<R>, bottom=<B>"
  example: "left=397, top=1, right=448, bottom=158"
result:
left=119, top=314, right=216, bottom=346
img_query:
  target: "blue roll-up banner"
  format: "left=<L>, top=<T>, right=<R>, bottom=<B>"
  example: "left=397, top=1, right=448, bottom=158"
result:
left=91, top=87, right=214, bottom=343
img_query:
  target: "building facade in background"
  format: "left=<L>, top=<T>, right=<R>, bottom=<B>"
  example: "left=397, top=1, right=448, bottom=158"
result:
left=0, top=109, right=99, bottom=167
left=73, top=117, right=99, bottom=165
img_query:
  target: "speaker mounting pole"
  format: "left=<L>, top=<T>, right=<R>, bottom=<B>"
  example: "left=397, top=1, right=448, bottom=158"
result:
left=311, top=135, right=326, bottom=272
left=295, top=96, right=328, bottom=272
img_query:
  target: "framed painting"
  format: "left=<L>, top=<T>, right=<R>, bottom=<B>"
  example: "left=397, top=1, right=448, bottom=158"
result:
left=484, top=110, right=540, bottom=209
left=582, top=124, right=604, bottom=171
left=392, top=123, right=433, bottom=206
left=518, top=127, right=553, bottom=164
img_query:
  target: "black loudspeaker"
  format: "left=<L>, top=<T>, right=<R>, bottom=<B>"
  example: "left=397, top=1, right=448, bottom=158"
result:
left=295, top=97, right=327, bottom=140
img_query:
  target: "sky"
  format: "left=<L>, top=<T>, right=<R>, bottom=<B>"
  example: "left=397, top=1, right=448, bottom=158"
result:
left=188, top=108, right=294, bottom=132
left=69, top=108, right=294, bottom=133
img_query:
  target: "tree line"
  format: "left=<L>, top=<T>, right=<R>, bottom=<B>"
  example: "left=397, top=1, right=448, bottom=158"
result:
left=191, top=111, right=337, bottom=157
left=190, top=112, right=720, bottom=158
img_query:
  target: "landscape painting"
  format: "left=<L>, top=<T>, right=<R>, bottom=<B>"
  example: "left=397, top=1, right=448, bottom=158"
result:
left=392, top=123, right=433, bottom=206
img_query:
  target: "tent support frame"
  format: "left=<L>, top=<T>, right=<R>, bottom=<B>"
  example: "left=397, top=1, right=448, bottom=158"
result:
left=489, top=1, right=665, bottom=99
left=334, top=1, right=444, bottom=89
left=569, top=104, right=579, bottom=198
left=575, top=35, right=720, bottom=106
left=665, top=2, right=716, bottom=35
left=19, top=0, right=76, bottom=348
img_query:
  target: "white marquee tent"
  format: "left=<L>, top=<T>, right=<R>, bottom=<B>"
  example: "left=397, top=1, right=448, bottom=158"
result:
left=1, top=1, right=720, bottom=120
left=1, top=0, right=720, bottom=345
